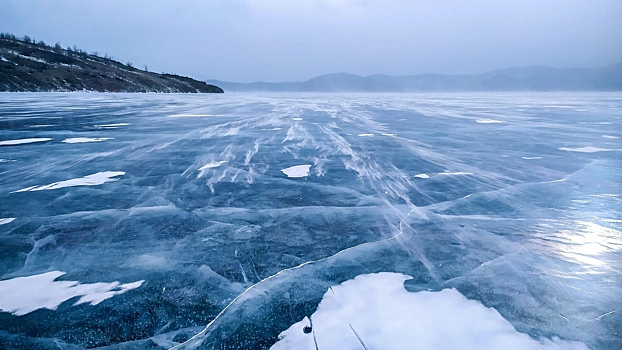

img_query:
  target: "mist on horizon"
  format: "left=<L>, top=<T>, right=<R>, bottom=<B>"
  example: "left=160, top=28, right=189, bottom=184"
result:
left=1, top=0, right=621, bottom=83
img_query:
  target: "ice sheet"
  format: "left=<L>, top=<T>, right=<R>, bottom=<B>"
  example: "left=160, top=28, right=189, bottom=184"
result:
left=12, top=171, right=125, bottom=192
left=0, top=138, right=52, bottom=146
left=0, top=271, right=143, bottom=316
left=558, top=147, right=616, bottom=153
left=271, top=273, right=589, bottom=350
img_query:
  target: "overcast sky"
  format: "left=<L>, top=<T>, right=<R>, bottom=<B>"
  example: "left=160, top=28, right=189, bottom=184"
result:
left=2, top=0, right=621, bottom=82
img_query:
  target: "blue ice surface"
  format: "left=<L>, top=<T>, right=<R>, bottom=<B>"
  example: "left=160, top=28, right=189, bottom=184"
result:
left=0, top=92, right=620, bottom=349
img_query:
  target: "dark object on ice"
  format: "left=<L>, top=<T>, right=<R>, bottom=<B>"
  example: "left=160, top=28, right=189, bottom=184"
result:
left=0, top=33, right=224, bottom=93
left=303, top=325, right=312, bottom=334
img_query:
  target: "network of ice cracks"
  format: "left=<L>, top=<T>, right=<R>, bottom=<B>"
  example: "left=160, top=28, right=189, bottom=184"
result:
left=0, top=93, right=620, bottom=349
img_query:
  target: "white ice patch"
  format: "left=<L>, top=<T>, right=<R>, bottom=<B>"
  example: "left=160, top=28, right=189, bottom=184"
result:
left=476, top=119, right=504, bottom=124
left=292, top=118, right=303, bottom=121
left=97, top=123, right=130, bottom=128
left=358, top=133, right=374, bottom=137
left=12, top=171, right=124, bottom=193
left=281, top=165, right=311, bottom=178
left=559, top=147, right=616, bottom=153
left=439, top=171, right=472, bottom=176
left=0, top=271, right=143, bottom=316
left=381, top=133, right=396, bottom=136
left=414, top=173, right=430, bottom=179
left=601, top=135, right=619, bottom=139
left=0, top=138, right=52, bottom=146
left=522, top=156, right=542, bottom=160
left=199, top=161, right=227, bottom=171
left=0, top=218, right=15, bottom=225
left=62, top=138, right=113, bottom=144
left=169, top=114, right=215, bottom=117
left=271, top=273, right=589, bottom=350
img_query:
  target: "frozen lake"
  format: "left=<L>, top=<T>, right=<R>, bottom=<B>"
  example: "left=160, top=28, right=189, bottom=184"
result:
left=0, top=92, right=620, bottom=349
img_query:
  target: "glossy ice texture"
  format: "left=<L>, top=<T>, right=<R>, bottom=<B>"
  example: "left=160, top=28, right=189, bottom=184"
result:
left=0, top=93, right=620, bottom=349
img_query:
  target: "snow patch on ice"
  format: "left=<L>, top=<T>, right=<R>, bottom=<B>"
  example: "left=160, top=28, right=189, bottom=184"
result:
left=559, top=147, right=616, bottom=153
left=522, top=156, right=542, bottom=160
left=414, top=173, right=430, bottom=179
left=439, top=171, right=472, bottom=176
left=292, top=118, right=303, bottom=121
left=199, top=161, right=227, bottom=171
left=476, top=119, right=504, bottom=124
left=601, top=135, right=619, bottom=139
left=62, top=138, right=113, bottom=144
left=271, top=273, right=589, bottom=350
left=281, top=165, right=311, bottom=178
left=0, top=218, right=15, bottom=225
left=0, top=271, right=143, bottom=316
left=97, top=123, right=130, bottom=128
left=381, top=133, right=396, bottom=136
left=0, top=138, right=52, bottom=146
left=169, top=114, right=215, bottom=117
left=358, top=133, right=374, bottom=137
left=12, top=171, right=125, bottom=192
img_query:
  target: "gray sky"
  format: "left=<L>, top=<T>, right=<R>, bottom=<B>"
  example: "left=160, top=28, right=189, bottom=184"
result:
left=2, top=0, right=621, bottom=82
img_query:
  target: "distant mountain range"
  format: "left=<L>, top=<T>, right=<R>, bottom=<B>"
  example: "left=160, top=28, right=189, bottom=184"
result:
left=208, top=64, right=622, bottom=92
left=0, top=34, right=223, bottom=93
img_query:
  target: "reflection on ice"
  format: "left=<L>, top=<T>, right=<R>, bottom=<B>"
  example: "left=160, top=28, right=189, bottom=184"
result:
left=531, top=221, right=622, bottom=269
left=12, top=171, right=125, bottom=192
left=0, top=271, right=144, bottom=316
left=272, top=273, right=589, bottom=350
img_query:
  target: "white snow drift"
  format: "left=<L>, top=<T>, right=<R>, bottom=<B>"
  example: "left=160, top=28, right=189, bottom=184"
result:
left=62, top=138, right=113, bottom=143
left=271, top=273, right=588, bottom=350
left=0, top=271, right=143, bottom=316
left=281, top=165, right=311, bottom=178
left=0, top=138, right=52, bottom=146
left=13, top=171, right=125, bottom=192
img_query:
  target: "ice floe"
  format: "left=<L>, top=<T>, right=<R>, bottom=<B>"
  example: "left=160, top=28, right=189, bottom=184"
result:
left=292, top=118, right=303, bottom=121
left=522, top=156, right=542, bottom=160
left=414, top=173, right=430, bottom=179
left=281, top=165, right=311, bottom=178
left=601, top=135, right=619, bottom=139
left=199, top=161, right=227, bottom=170
left=559, top=147, right=616, bottom=153
left=271, top=273, right=589, bottom=350
left=476, top=119, right=504, bottom=124
left=0, top=138, right=52, bottom=146
left=12, top=171, right=125, bottom=192
left=0, top=218, right=15, bottom=225
left=358, top=133, right=374, bottom=137
left=0, top=271, right=143, bottom=316
left=62, top=138, right=113, bottom=144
